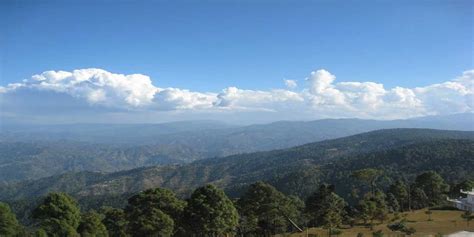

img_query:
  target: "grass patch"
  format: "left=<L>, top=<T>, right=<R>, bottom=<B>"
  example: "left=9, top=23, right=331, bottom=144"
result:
left=276, top=209, right=474, bottom=237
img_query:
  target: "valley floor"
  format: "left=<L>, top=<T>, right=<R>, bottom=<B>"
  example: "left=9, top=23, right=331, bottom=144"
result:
left=278, top=210, right=474, bottom=237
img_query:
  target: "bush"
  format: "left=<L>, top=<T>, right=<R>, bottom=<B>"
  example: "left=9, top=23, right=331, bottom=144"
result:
left=372, top=230, right=384, bottom=237
left=429, top=205, right=458, bottom=210
left=387, top=221, right=416, bottom=234
left=372, top=230, right=383, bottom=237
left=403, top=227, right=416, bottom=235
left=387, top=221, right=406, bottom=231
left=392, top=212, right=401, bottom=221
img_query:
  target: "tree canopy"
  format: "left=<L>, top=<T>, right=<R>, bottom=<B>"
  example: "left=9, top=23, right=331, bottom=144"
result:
left=183, top=184, right=238, bottom=236
left=0, top=202, right=22, bottom=237
left=32, top=192, right=81, bottom=237
left=413, top=171, right=449, bottom=206
left=237, top=182, right=301, bottom=236
left=305, top=184, right=346, bottom=230
left=125, top=188, right=183, bottom=237
left=77, top=211, right=108, bottom=237
left=100, top=207, right=129, bottom=237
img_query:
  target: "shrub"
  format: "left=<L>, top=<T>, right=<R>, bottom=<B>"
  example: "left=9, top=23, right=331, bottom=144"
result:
left=372, top=230, right=384, bottom=237
left=330, top=229, right=342, bottom=235
left=403, top=227, right=416, bottom=235
left=387, top=221, right=406, bottom=231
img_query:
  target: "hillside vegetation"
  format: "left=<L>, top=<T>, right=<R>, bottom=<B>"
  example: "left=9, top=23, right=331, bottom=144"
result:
left=1, top=114, right=473, bottom=182
left=1, top=129, right=473, bottom=202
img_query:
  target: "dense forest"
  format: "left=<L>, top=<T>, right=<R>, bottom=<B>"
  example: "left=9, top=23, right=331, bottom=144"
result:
left=1, top=129, right=473, bottom=215
left=1, top=128, right=473, bottom=236
left=1, top=172, right=473, bottom=236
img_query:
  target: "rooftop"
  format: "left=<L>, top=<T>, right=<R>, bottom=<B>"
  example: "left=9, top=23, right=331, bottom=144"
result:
left=460, top=188, right=474, bottom=195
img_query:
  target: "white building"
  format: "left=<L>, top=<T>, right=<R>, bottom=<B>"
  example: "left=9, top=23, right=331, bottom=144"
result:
left=447, top=231, right=474, bottom=237
left=448, top=188, right=474, bottom=212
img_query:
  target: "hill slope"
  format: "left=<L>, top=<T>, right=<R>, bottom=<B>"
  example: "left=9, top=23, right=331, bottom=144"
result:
left=1, top=113, right=473, bottom=182
left=1, top=129, right=473, bottom=201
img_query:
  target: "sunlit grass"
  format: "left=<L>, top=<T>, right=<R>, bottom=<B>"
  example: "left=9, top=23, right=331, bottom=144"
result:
left=277, top=209, right=474, bottom=237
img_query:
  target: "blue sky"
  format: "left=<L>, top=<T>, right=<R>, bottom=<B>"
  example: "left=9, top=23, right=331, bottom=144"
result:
left=0, top=0, right=473, bottom=123
left=1, top=0, right=472, bottom=90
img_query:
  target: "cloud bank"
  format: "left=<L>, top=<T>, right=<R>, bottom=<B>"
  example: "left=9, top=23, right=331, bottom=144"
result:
left=1, top=68, right=473, bottom=123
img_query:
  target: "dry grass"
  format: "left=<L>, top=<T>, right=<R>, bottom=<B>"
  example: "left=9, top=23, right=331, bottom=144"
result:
left=276, top=209, right=474, bottom=237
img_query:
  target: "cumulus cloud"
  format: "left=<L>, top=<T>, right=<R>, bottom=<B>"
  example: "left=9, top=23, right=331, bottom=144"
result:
left=214, top=87, right=303, bottom=111
left=1, top=68, right=473, bottom=122
left=153, top=88, right=216, bottom=110
left=12, top=69, right=158, bottom=108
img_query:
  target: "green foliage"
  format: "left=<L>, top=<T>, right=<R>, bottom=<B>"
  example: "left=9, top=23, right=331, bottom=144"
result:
left=10, top=121, right=462, bottom=183
left=100, top=207, right=129, bottom=237
left=126, top=188, right=185, bottom=222
left=125, top=188, right=184, bottom=237
left=352, top=169, right=383, bottom=195
left=387, top=220, right=415, bottom=234
left=410, top=188, right=429, bottom=209
left=305, top=184, right=346, bottom=229
left=237, top=182, right=300, bottom=236
left=32, top=192, right=81, bottom=237
left=386, top=193, right=399, bottom=213
left=403, top=227, right=416, bottom=234
left=413, top=171, right=449, bottom=206
left=2, top=130, right=473, bottom=203
left=358, top=191, right=388, bottom=225
left=388, top=180, right=409, bottom=211
left=0, top=202, right=22, bottom=236
left=450, top=179, right=474, bottom=198
left=372, top=230, right=384, bottom=237
left=330, top=228, right=342, bottom=236
left=34, top=228, right=48, bottom=237
left=77, top=211, right=108, bottom=237
left=128, top=208, right=174, bottom=237
left=183, top=185, right=238, bottom=236
left=387, top=220, right=406, bottom=231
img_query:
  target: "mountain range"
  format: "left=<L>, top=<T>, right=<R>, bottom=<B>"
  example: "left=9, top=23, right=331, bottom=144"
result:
left=0, top=113, right=472, bottom=183
left=1, top=128, right=473, bottom=204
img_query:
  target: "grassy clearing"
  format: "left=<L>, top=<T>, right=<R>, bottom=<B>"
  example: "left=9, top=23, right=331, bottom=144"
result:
left=277, top=209, right=474, bottom=237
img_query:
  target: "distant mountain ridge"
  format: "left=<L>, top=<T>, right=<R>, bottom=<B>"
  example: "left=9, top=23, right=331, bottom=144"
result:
left=0, top=113, right=472, bottom=182
left=1, top=128, right=473, bottom=202
left=2, top=113, right=473, bottom=145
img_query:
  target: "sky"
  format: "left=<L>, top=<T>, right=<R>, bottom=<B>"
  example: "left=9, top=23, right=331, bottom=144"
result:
left=0, top=0, right=473, bottom=124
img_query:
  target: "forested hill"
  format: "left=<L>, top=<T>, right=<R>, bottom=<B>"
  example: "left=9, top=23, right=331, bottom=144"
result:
left=1, top=129, right=473, bottom=202
left=1, top=114, right=473, bottom=183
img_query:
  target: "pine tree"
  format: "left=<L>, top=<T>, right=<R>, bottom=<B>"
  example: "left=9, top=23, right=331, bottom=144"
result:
left=77, top=211, right=108, bottom=237
left=305, top=184, right=346, bottom=232
left=125, top=188, right=183, bottom=237
left=100, top=207, right=129, bottom=237
left=0, top=202, right=22, bottom=237
left=183, top=185, right=238, bottom=236
left=237, top=182, right=301, bottom=236
left=388, top=180, right=409, bottom=211
left=32, top=192, right=81, bottom=237
left=413, top=171, right=449, bottom=206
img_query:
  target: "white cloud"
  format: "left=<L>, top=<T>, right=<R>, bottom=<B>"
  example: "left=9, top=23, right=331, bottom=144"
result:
left=284, top=79, right=298, bottom=89
left=214, top=87, right=303, bottom=111
left=153, top=88, right=216, bottom=110
left=1, top=68, right=473, bottom=122
left=12, top=68, right=158, bottom=108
